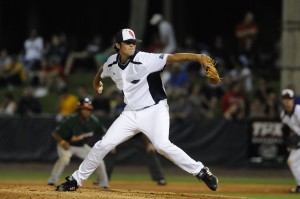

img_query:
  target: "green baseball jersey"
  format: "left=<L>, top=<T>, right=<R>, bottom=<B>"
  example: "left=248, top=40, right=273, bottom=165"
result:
left=55, top=113, right=104, bottom=146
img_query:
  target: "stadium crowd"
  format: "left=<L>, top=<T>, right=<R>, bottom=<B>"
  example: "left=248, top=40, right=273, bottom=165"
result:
left=0, top=11, right=286, bottom=122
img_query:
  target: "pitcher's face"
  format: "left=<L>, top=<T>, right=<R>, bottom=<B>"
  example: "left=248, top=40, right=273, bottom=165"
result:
left=120, top=40, right=136, bottom=56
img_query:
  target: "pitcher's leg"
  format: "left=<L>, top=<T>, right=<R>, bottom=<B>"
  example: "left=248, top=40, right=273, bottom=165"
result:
left=139, top=102, right=203, bottom=175
left=74, top=145, right=109, bottom=188
left=72, top=112, right=137, bottom=186
left=139, top=102, right=218, bottom=191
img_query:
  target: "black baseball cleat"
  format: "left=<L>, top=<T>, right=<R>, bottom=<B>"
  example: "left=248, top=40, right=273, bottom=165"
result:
left=56, top=176, right=78, bottom=192
left=196, top=167, right=218, bottom=191
left=289, top=186, right=300, bottom=193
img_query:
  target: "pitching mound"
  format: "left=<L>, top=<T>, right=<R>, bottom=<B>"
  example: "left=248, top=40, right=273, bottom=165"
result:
left=0, top=180, right=293, bottom=199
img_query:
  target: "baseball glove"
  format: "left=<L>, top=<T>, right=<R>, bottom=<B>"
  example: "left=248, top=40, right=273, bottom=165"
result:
left=282, top=125, right=300, bottom=149
left=286, top=133, right=300, bottom=149
left=201, top=55, right=222, bottom=84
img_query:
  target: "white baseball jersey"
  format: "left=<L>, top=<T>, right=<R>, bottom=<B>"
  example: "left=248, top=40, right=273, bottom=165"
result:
left=101, top=51, right=168, bottom=111
left=281, top=105, right=300, bottom=136
left=72, top=50, right=204, bottom=186
left=280, top=104, right=300, bottom=186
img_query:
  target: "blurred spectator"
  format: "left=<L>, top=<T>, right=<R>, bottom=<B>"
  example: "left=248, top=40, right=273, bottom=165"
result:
left=178, top=34, right=198, bottom=53
left=23, top=29, right=44, bottom=81
left=190, top=78, right=224, bottom=119
left=94, top=37, right=115, bottom=67
left=0, top=50, right=27, bottom=89
left=144, top=33, right=163, bottom=53
left=64, top=34, right=104, bottom=76
left=226, top=58, right=252, bottom=93
left=235, top=11, right=258, bottom=51
left=249, top=96, right=266, bottom=119
left=264, top=89, right=280, bottom=120
left=56, top=87, right=78, bottom=123
left=0, top=92, right=17, bottom=116
left=44, top=34, right=69, bottom=66
left=250, top=77, right=279, bottom=120
left=170, top=94, right=196, bottom=121
left=164, top=63, right=191, bottom=99
left=253, top=77, right=270, bottom=103
left=35, top=57, right=66, bottom=97
left=220, top=80, right=248, bottom=120
left=149, top=13, right=177, bottom=53
left=17, top=86, right=42, bottom=116
left=210, top=35, right=233, bottom=70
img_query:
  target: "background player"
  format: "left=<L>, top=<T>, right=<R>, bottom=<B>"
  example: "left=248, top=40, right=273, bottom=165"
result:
left=56, top=28, right=219, bottom=192
left=280, top=88, right=300, bottom=193
left=48, top=97, right=109, bottom=189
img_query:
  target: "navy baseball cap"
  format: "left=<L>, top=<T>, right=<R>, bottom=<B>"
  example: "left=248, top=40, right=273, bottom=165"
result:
left=115, top=29, right=142, bottom=43
left=281, top=89, right=294, bottom=99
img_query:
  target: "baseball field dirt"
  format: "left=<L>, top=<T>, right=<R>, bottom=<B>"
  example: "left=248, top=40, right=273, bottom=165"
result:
left=0, top=180, right=293, bottom=199
left=0, top=163, right=295, bottom=199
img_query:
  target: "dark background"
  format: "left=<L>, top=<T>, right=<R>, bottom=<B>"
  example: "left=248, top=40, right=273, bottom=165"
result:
left=0, top=0, right=281, bottom=54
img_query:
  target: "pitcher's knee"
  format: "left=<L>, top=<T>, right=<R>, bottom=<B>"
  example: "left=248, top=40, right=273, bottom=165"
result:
left=155, top=141, right=173, bottom=155
left=94, top=140, right=116, bottom=153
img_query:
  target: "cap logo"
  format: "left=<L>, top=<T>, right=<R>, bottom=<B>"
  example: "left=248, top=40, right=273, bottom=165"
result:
left=128, top=30, right=135, bottom=39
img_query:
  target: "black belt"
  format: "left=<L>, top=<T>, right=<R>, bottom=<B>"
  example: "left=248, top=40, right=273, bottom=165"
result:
left=135, top=103, right=157, bottom=111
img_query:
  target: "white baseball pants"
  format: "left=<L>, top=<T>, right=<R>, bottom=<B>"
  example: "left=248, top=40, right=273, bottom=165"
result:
left=288, top=149, right=300, bottom=185
left=72, top=100, right=204, bottom=186
left=48, top=144, right=109, bottom=187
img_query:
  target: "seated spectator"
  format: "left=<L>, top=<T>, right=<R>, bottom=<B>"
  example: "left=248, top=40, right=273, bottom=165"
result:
left=264, top=89, right=280, bottom=120
left=220, top=80, right=248, bottom=120
left=56, top=87, right=78, bottom=122
left=190, top=78, right=224, bottom=119
left=249, top=96, right=266, bottom=119
left=17, top=86, right=42, bottom=116
left=0, top=92, right=17, bottom=116
left=64, top=34, right=104, bottom=76
left=44, top=34, right=69, bottom=67
left=0, top=50, right=27, bottom=89
left=94, top=37, right=115, bottom=68
left=169, top=94, right=196, bottom=122
left=226, top=58, right=252, bottom=93
left=35, top=57, right=66, bottom=97
left=165, top=63, right=191, bottom=99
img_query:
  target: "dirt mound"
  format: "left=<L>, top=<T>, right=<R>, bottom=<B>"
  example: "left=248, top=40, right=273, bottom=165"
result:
left=0, top=180, right=292, bottom=199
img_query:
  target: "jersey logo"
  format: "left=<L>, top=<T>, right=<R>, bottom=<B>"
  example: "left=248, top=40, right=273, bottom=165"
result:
left=131, top=79, right=140, bottom=84
left=159, top=54, right=165, bottom=59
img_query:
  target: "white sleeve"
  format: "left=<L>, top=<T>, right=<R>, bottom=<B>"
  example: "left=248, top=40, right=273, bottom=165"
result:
left=140, top=52, right=169, bottom=73
left=101, top=62, right=110, bottom=78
